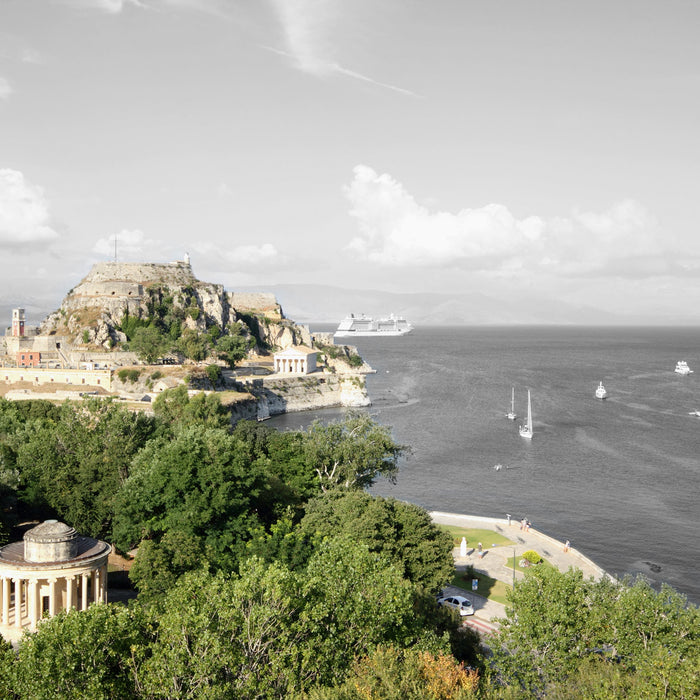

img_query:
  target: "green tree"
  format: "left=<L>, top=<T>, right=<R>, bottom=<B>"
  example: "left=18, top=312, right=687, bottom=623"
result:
left=305, top=646, right=479, bottom=700
left=299, top=490, right=454, bottom=593
left=0, top=604, right=145, bottom=699
left=216, top=333, right=251, bottom=368
left=490, top=566, right=601, bottom=693
left=177, top=327, right=208, bottom=361
left=137, top=559, right=304, bottom=699
left=130, top=325, right=169, bottom=363
left=297, top=537, right=442, bottom=688
left=489, top=567, right=700, bottom=696
left=153, top=385, right=231, bottom=432
left=302, top=411, right=406, bottom=492
left=14, top=399, right=159, bottom=538
left=206, top=363, right=222, bottom=387
left=231, top=420, right=317, bottom=507
left=112, top=426, right=266, bottom=595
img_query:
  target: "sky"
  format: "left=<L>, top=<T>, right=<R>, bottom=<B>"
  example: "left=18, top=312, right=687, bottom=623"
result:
left=1, top=0, right=700, bottom=323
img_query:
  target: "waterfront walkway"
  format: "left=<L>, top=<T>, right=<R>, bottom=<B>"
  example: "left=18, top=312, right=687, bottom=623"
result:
left=430, top=511, right=610, bottom=634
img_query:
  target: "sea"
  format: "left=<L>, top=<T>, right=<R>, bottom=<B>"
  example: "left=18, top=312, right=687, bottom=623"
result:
left=267, top=325, right=700, bottom=606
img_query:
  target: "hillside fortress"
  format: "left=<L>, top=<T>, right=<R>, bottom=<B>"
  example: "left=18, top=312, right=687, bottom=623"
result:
left=1, top=257, right=371, bottom=417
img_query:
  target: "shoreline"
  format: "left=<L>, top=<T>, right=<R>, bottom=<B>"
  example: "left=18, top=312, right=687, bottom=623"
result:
left=430, top=510, right=612, bottom=631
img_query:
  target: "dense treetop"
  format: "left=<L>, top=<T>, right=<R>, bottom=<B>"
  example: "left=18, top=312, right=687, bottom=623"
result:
left=0, top=395, right=697, bottom=698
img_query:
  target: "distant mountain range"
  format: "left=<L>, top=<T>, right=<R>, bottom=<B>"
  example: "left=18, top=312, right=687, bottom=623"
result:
left=3, top=283, right=689, bottom=334
left=235, top=284, right=645, bottom=327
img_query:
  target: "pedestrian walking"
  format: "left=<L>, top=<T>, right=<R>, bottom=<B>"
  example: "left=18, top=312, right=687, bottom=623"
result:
left=506, top=513, right=512, bottom=526
left=564, top=540, right=570, bottom=553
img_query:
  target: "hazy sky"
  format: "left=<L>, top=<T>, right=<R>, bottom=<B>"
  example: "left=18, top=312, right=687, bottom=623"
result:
left=1, top=0, right=699, bottom=322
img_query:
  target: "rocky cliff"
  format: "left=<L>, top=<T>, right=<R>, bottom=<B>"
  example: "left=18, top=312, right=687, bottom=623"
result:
left=39, top=258, right=312, bottom=353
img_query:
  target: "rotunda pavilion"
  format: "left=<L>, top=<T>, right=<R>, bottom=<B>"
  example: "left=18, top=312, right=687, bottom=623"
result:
left=0, top=520, right=111, bottom=644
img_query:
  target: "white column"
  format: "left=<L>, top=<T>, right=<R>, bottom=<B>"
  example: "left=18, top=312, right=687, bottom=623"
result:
left=66, top=575, right=75, bottom=610
left=48, top=578, right=56, bottom=617
left=28, top=580, right=38, bottom=630
left=93, top=569, right=100, bottom=604
left=2, top=577, right=9, bottom=625
left=13, top=578, right=22, bottom=628
left=81, top=573, right=89, bottom=610
left=99, top=565, right=107, bottom=603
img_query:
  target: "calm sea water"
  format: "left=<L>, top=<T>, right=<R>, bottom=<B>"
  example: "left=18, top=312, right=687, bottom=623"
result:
left=268, top=326, right=700, bottom=605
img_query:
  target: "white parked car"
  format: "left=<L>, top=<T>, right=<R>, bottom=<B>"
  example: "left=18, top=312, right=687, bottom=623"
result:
left=437, top=595, right=474, bottom=616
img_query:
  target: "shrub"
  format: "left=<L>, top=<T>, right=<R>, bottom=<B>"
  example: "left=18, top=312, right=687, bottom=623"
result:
left=347, top=354, right=363, bottom=368
left=206, top=364, right=222, bottom=386
left=521, top=550, right=543, bottom=565
left=118, top=368, right=141, bottom=383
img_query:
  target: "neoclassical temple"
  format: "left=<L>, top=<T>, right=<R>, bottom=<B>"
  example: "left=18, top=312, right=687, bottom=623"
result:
left=273, top=346, right=317, bottom=375
left=0, top=520, right=111, bottom=644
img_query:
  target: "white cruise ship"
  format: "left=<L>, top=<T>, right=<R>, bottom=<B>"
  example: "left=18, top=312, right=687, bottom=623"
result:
left=675, top=360, right=693, bottom=375
left=334, top=313, right=413, bottom=337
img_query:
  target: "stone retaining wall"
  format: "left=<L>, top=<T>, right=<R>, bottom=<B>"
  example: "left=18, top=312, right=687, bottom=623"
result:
left=0, top=367, right=112, bottom=391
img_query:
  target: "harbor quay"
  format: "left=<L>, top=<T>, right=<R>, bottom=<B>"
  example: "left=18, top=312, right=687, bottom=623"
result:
left=430, top=511, right=611, bottom=634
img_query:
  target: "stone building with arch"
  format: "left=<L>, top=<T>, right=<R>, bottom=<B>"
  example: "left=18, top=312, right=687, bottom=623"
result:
left=0, top=520, right=111, bottom=645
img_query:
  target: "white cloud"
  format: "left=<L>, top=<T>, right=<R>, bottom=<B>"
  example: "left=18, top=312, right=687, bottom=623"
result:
left=58, top=0, right=229, bottom=14
left=0, top=170, right=59, bottom=247
left=185, top=240, right=279, bottom=272
left=92, top=229, right=155, bottom=258
left=229, top=243, right=278, bottom=265
left=343, top=165, right=674, bottom=278
left=21, top=49, right=44, bottom=65
left=0, top=77, right=12, bottom=100
left=268, top=0, right=417, bottom=96
left=216, top=182, right=233, bottom=198
left=61, top=0, right=145, bottom=12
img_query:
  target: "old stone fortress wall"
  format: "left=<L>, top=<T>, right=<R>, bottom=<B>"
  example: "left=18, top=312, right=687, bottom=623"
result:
left=1, top=257, right=371, bottom=412
left=71, top=259, right=280, bottom=318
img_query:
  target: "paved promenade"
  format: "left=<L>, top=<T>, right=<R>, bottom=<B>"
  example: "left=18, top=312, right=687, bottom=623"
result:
left=430, top=511, right=611, bottom=634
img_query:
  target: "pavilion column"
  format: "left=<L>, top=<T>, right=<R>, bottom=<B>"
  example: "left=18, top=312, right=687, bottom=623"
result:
left=101, top=565, right=108, bottom=602
left=81, top=573, right=89, bottom=610
left=66, top=575, right=75, bottom=610
left=28, top=579, right=38, bottom=630
left=48, top=578, right=57, bottom=617
left=93, top=569, right=101, bottom=604
left=13, top=578, right=22, bottom=627
left=2, top=577, right=9, bottom=625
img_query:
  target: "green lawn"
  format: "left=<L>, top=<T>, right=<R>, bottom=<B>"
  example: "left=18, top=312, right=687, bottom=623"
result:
left=506, top=553, right=555, bottom=574
left=450, top=569, right=511, bottom=606
left=438, top=525, right=514, bottom=548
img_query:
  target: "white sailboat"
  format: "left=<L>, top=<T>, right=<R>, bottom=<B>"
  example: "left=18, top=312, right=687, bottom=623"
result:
left=506, top=386, right=517, bottom=420
left=595, top=381, right=607, bottom=400
left=519, top=389, right=533, bottom=439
